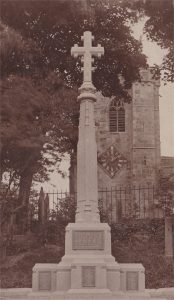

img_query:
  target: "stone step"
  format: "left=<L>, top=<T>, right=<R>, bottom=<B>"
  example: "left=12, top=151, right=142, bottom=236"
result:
left=0, top=289, right=169, bottom=300
left=0, top=296, right=168, bottom=300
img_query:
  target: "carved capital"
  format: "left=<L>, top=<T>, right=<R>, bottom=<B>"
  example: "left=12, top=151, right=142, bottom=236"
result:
left=78, top=82, right=97, bottom=103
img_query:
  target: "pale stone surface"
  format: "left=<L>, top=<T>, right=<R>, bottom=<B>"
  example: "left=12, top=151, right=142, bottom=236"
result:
left=71, top=32, right=104, bottom=223
left=1, top=287, right=173, bottom=299
left=31, top=223, right=146, bottom=296
left=131, top=70, right=160, bottom=187
left=56, top=267, right=71, bottom=291
left=126, top=272, right=138, bottom=291
left=72, top=230, right=104, bottom=250
left=71, top=31, right=104, bottom=83
left=75, top=83, right=100, bottom=223
left=64, top=222, right=112, bottom=255
left=82, top=266, right=96, bottom=287
left=119, top=264, right=145, bottom=292
left=32, top=264, right=57, bottom=292
left=55, top=221, right=120, bottom=292
left=39, top=272, right=51, bottom=291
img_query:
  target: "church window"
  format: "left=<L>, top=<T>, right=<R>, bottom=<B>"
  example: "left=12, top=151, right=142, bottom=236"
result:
left=109, top=99, right=125, bottom=132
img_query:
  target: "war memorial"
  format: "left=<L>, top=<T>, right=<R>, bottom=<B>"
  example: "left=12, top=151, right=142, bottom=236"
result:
left=26, top=32, right=168, bottom=300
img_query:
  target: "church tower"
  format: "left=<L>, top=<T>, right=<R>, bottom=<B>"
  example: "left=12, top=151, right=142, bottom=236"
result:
left=131, top=69, right=161, bottom=186
left=70, top=68, right=161, bottom=214
left=95, top=69, right=161, bottom=189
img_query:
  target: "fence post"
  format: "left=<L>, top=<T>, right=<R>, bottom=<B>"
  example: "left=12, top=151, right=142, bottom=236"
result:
left=27, top=204, right=32, bottom=233
left=38, top=187, right=45, bottom=227
left=44, top=193, right=49, bottom=222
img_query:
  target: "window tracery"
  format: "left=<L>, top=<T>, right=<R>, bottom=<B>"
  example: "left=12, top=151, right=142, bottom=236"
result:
left=109, top=99, right=125, bottom=132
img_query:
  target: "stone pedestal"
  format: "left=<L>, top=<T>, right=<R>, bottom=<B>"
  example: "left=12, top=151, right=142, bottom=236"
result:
left=57, top=222, right=120, bottom=293
left=31, top=222, right=146, bottom=298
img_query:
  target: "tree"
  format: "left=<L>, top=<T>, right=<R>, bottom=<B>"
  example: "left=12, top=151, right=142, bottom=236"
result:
left=138, top=0, right=174, bottom=82
left=0, top=75, right=45, bottom=231
left=0, top=20, right=46, bottom=80
left=0, top=22, right=79, bottom=231
left=1, top=0, right=147, bottom=99
left=0, top=0, right=149, bottom=232
left=0, top=72, right=79, bottom=231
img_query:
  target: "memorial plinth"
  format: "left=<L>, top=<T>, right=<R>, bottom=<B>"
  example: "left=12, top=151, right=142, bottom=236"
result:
left=32, top=218, right=145, bottom=298
left=31, top=31, right=148, bottom=299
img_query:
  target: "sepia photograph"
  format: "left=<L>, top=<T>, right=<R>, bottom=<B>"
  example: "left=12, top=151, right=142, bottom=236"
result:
left=0, top=0, right=174, bottom=299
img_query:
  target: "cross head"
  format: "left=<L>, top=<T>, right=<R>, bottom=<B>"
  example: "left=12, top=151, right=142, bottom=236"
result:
left=71, top=31, right=104, bottom=83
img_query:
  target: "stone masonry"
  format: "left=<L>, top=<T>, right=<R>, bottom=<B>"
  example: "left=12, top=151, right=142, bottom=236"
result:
left=95, top=68, right=161, bottom=189
left=70, top=69, right=161, bottom=189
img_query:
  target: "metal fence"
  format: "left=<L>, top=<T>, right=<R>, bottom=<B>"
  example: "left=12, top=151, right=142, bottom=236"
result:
left=30, top=185, right=172, bottom=224
left=98, top=186, right=164, bottom=222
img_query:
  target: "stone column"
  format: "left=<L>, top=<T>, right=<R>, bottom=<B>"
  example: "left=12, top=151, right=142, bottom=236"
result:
left=76, top=82, right=100, bottom=223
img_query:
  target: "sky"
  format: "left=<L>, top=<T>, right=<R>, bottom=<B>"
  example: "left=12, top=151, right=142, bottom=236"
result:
left=133, top=20, right=174, bottom=157
left=40, top=20, right=174, bottom=192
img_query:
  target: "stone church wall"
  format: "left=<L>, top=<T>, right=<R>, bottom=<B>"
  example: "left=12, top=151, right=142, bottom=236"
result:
left=95, top=69, right=161, bottom=190
left=95, top=94, right=132, bottom=189
left=68, top=69, right=174, bottom=221
left=70, top=69, right=161, bottom=199
left=131, top=69, right=160, bottom=186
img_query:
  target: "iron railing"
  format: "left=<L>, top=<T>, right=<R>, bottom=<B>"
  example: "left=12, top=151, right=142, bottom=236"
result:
left=30, top=185, right=172, bottom=224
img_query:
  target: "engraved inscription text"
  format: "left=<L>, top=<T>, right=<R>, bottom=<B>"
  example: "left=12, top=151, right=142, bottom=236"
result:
left=39, top=272, right=51, bottom=291
left=126, top=271, right=138, bottom=291
left=82, top=266, right=96, bottom=287
left=72, top=230, right=104, bottom=250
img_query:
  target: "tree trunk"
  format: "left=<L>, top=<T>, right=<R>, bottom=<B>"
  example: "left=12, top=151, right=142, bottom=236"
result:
left=16, top=147, right=42, bottom=233
left=16, top=165, right=34, bottom=233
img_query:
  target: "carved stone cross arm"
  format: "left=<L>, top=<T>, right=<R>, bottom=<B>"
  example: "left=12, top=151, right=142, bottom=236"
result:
left=71, top=31, right=104, bottom=83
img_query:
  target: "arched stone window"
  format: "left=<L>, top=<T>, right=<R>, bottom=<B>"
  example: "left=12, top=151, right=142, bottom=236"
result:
left=109, top=99, right=125, bottom=132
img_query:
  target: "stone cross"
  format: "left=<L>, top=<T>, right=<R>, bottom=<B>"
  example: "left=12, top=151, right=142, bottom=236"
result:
left=71, top=31, right=104, bottom=83
left=71, top=31, right=104, bottom=223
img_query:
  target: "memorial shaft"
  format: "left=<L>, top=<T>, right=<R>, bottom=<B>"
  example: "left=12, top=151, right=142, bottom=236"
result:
left=76, top=85, right=99, bottom=222
left=71, top=31, right=104, bottom=222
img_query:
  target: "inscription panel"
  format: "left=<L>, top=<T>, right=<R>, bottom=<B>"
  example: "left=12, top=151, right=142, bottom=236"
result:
left=72, top=230, right=104, bottom=250
left=39, top=272, right=51, bottom=291
left=126, top=271, right=138, bottom=291
left=82, top=266, right=96, bottom=287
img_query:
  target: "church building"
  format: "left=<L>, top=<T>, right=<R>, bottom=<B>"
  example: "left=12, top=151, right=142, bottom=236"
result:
left=70, top=68, right=161, bottom=193
left=96, top=68, right=161, bottom=189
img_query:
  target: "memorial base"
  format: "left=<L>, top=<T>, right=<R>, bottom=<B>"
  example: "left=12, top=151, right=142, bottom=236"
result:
left=31, top=222, right=149, bottom=298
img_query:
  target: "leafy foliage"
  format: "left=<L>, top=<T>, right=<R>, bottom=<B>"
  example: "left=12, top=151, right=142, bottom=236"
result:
left=158, top=173, right=174, bottom=216
left=1, top=0, right=147, bottom=98
left=0, top=21, right=45, bottom=79
left=4, top=0, right=171, bottom=233
left=0, top=22, right=79, bottom=232
left=111, top=218, right=164, bottom=243
left=51, top=195, right=76, bottom=226
left=142, top=0, right=174, bottom=82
